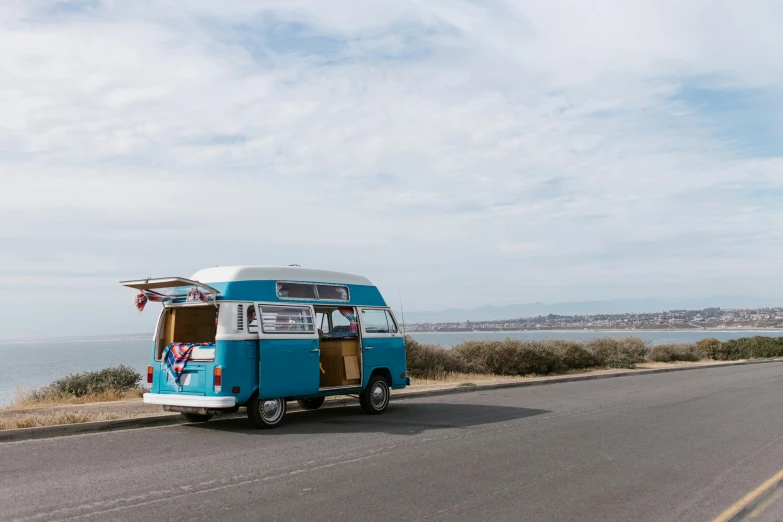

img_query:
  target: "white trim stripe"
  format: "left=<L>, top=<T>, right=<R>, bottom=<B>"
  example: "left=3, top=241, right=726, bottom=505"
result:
left=190, top=266, right=374, bottom=286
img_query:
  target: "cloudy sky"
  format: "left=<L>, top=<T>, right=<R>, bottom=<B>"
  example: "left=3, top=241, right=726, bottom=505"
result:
left=2, top=0, right=782, bottom=337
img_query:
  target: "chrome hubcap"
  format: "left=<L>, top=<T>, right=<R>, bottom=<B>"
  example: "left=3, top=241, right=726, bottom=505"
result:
left=370, top=384, right=387, bottom=409
left=261, top=399, right=283, bottom=423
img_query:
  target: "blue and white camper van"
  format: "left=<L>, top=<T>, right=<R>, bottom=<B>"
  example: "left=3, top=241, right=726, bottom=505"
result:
left=122, top=266, right=409, bottom=428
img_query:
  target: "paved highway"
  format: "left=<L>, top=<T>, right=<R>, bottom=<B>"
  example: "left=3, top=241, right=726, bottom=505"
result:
left=3, top=363, right=783, bottom=521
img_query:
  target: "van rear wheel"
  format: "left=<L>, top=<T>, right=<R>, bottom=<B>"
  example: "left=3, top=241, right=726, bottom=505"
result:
left=181, top=413, right=213, bottom=423
left=297, top=397, right=325, bottom=410
left=248, top=394, right=286, bottom=429
left=360, top=375, right=390, bottom=415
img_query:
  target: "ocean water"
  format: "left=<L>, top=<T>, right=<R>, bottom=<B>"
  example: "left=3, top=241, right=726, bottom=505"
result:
left=2, top=330, right=780, bottom=406
left=0, top=339, right=153, bottom=407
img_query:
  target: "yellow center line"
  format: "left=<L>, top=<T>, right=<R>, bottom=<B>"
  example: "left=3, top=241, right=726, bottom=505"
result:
left=713, top=468, right=783, bottom=522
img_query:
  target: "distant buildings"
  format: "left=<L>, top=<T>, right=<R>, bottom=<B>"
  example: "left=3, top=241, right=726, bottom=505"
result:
left=406, top=307, right=783, bottom=332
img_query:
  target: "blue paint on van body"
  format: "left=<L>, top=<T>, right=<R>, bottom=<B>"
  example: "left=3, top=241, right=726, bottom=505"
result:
left=150, top=339, right=258, bottom=405
left=257, top=338, right=321, bottom=399
left=361, top=336, right=408, bottom=389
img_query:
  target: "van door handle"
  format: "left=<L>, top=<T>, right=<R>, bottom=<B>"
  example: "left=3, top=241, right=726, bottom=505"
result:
left=365, top=346, right=373, bottom=350
left=310, top=348, right=320, bottom=352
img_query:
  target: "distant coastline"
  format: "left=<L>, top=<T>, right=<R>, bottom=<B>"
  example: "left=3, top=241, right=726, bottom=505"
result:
left=410, top=328, right=783, bottom=334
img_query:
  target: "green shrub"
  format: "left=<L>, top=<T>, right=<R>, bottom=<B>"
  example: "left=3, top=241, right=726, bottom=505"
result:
left=508, top=341, right=558, bottom=375
left=451, top=340, right=518, bottom=375
left=478, top=339, right=529, bottom=375
left=404, top=336, right=464, bottom=377
left=405, top=335, right=783, bottom=379
left=696, top=338, right=722, bottom=359
left=450, top=339, right=564, bottom=376
left=586, top=337, right=648, bottom=369
left=28, top=365, right=142, bottom=400
left=741, top=336, right=783, bottom=359
left=538, top=340, right=598, bottom=370
left=647, top=343, right=700, bottom=363
left=449, top=338, right=601, bottom=376
left=714, top=336, right=783, bottom=360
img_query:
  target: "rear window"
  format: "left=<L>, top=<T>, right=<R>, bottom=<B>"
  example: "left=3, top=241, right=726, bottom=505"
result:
left=260, top=305, right=315, bottom=334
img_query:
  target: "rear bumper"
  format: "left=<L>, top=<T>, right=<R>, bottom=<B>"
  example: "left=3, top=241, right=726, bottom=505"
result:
left=143, top=393, right=236, bottom=408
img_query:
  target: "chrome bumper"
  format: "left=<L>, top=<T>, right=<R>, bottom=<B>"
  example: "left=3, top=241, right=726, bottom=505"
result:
left=143, top=393, right=236, bottom=408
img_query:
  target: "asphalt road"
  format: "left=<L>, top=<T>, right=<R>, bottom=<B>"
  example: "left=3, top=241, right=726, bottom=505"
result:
left=745, top=486, right=783, bottom=522
left=3, top=363, right=783, bottom=521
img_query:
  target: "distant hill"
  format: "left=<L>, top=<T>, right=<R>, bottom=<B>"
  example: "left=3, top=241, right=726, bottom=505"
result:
left=403, top=297, right=781, bottom=324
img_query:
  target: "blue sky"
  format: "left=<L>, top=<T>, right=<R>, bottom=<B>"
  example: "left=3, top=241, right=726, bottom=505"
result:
left=1, top=0, right=782, bottom=337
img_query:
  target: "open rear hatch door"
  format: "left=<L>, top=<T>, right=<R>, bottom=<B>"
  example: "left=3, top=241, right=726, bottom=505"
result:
left=120, top=277, right=219, bottom=302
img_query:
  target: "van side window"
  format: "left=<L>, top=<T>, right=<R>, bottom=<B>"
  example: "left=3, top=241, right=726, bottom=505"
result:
left=276, top=282, right=316, bottom=299
left=362, top=309, right=398, bottom=334
left=385, top=310, right=398, bottom=333
left=260, top=305, right=314, bottom=334
left=316, top=284, right=349, bottom=301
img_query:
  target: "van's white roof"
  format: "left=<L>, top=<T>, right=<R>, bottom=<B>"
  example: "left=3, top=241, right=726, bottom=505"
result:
left=191, top=266, right=374, bottom=286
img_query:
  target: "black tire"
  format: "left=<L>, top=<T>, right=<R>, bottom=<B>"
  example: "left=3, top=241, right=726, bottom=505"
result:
left=297, top=397, right=325, bottom=410
left=359, top=374, right=390, bottom=415
left=181, top=413, right=213, bottom=423
left=247, top=394, right=287, bottom=429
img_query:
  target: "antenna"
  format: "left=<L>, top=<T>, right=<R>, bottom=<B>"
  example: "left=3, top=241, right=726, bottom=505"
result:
left=398, top=285, right=407, bottom=335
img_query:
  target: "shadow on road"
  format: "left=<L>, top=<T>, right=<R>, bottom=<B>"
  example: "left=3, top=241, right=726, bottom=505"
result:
left=187, top=401, right=550, bottom=437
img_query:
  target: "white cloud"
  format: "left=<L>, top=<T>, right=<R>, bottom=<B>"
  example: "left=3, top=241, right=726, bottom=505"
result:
left=0, top=0, right=782, bottom=335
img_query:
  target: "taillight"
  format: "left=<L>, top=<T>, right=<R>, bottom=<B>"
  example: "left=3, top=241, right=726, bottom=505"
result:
left=146, top=366, right=153, bottom=388
left=214, top=366, right=222, bottom=392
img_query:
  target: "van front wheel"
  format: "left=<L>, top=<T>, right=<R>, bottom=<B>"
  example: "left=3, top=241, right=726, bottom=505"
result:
left=360, top=375, right=390, bottom=415
left=248, top=394, right=286, bottom=429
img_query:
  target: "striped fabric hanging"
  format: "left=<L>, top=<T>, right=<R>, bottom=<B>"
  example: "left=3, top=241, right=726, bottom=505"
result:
left=339, top=308, right=358, bottom=332
left=133, top=291, right=167, bottom=311
left=162, top=342, right=215, bottom=387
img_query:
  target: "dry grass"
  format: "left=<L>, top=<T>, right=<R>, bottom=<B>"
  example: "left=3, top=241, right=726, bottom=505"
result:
left=9, top=388, right=144, bottom=411
left=0, top=411, right=124, bottom=431
left=410, top=372, right=527, bottom=386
